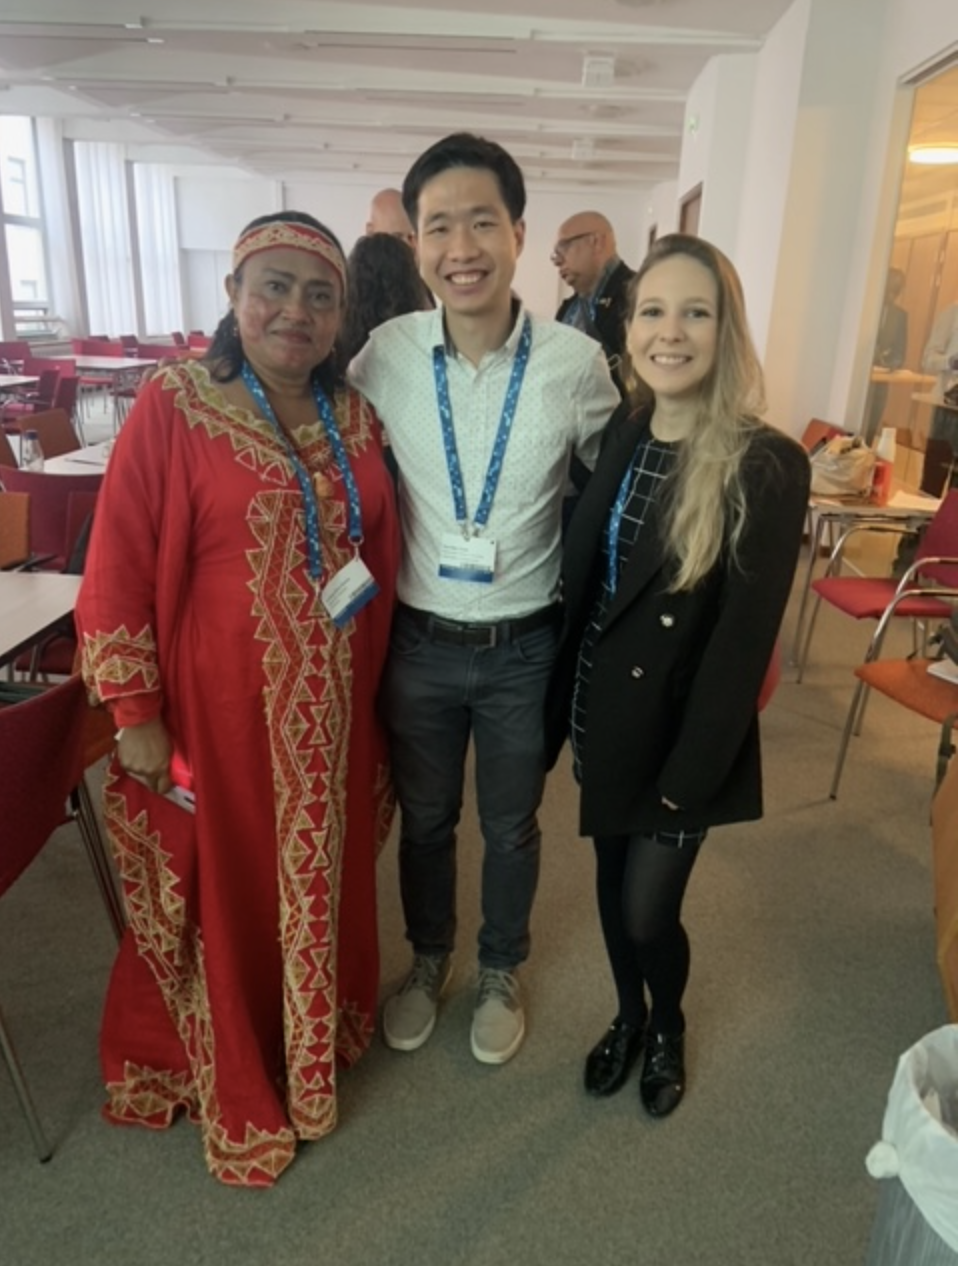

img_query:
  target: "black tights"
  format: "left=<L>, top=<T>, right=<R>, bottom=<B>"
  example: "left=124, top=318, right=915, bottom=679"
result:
left=593, top=833, right=703, bottom=1036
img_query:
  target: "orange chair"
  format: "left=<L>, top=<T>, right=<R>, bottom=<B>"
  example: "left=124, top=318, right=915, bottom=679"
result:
left=797, top=490, right=958, bottom=681
left=0, top=430, right=18, bottom=468
left=0, top=491, right=30, bottom=569
left=0, top=675, right=124, bottom=1160
left=830, top=658, right=958, bottom=797
left=3, top=408, right=81, bottom=459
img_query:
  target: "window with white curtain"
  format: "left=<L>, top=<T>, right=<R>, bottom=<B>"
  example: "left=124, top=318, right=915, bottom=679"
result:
left=73, top=141, right=137, bottom=336
left=134, top=163, right=183, bottom=337
left=0, top=116, right=51, bottom=337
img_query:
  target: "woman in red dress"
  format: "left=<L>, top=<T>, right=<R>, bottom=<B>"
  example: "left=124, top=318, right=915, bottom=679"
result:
left=77, top=212, right=399, bottom=1186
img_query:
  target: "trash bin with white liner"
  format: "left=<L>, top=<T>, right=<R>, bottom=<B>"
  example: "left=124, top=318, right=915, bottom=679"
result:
left=865, top=1024, right=958, bottom=1264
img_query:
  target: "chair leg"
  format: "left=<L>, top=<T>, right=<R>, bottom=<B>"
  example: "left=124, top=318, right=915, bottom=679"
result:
left=937, top=714, right=958, bottom=789
left=71, top=778, right=126, bottom=942
left=852, top=683, right=872, bottom=737
left=0, top=1002, right=53, bottom=1162
left=796, top=595, right=823, bottom=683
left=830, top=678, right=868, bottom=798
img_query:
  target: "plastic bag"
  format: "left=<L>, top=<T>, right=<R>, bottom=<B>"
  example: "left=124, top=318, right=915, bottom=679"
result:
left=809, top=434, right=876, bottom=497
left=865, top=1024, right=958, bottom=1252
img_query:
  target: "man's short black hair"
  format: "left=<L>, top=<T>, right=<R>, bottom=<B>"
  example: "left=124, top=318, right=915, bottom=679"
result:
left=402, top=132, right=526, bottom=228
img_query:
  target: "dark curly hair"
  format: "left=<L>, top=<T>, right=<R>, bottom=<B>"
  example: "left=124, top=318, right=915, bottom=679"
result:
left=205, top=210, right=346, bottom=395
left=339, top=232, right=433, bottom=365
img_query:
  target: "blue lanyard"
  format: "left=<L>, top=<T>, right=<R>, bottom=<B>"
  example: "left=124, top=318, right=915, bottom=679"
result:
left=432, top=315, right=532, bottom=536
left=241, top=363, right=363, bottom=584
left=605, top=443, right=642, bottom=596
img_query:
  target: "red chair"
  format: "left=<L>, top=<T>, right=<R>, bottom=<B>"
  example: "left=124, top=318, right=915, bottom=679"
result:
left=17, top=489, right=98, bottom=679
left=0, top=468, right=102, bottom=570
left=0, top=369, right=59, bottom=425
left=0, top=340, right=30, bottom=370
left=797, top=490, right=958, bottom=681
left=49, top=374, right=80, bottom=433
left=170, top=331, right=187, bottom=347
left=0, top=675, right=125, bottom=1160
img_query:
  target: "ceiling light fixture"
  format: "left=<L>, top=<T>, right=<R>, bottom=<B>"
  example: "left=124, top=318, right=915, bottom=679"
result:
left=581, top=55, right=615, bottom=89
left=908, top=143, right=958, bottom=165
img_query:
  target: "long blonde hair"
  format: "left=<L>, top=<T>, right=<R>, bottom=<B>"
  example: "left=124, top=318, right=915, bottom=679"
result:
left=621, top=234, right=766, bottom=591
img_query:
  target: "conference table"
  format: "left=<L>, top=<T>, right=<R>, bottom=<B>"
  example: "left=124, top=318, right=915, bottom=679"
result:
left=0, top=572, right=83, bottom=669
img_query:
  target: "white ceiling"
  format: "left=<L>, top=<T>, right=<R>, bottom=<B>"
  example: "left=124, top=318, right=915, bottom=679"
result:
left=0, top=0, right=797, bottom=189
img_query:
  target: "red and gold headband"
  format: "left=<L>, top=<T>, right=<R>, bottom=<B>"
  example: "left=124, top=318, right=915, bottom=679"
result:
left=232, top=221, right=346, bottom=291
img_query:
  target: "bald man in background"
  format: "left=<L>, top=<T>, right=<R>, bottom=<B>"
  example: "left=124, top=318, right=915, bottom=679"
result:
left=553, top=211, right=634, bottom=396
left=366, top=188, right=416, bottom=248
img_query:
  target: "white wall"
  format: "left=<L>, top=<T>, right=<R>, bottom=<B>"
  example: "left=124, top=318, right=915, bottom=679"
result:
left=677, top=54, right=757, bottom=258
left=172, top=170, right=648, bottom=322
left=640, top=181, right=679, bottom=245
left=175, top=171, right=281, bottom=251
left=733, top=0, right=810, bottom=363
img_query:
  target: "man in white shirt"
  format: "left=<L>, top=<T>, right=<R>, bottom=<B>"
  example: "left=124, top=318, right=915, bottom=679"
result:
left=350, top=132, right=619, bottom=1066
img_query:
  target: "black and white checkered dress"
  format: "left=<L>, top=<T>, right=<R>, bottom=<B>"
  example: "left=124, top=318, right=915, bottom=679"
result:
left=570, top=422, right=707, bottom=849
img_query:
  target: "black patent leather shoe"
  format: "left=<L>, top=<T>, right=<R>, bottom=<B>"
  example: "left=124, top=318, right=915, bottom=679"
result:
left=639, top=1031, right=686, bottom=1118
left=583, top=1018, right=646, bottom=1097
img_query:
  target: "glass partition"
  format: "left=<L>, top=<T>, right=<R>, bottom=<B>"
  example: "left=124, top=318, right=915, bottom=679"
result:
left=864, top=63, right=958, bottom=494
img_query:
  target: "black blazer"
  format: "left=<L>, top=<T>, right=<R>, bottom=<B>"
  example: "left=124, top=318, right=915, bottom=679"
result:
left=545, top=405, right=810, bottom=839
left=556, top=260, right=635, bottom=395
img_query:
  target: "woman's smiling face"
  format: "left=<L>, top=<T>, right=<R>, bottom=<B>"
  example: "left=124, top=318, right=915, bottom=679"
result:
left=627, top=254, right=719, bottom=404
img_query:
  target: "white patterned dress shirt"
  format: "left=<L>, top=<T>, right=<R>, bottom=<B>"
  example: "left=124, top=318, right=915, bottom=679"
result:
left=349, top=305, right=619, bottom=622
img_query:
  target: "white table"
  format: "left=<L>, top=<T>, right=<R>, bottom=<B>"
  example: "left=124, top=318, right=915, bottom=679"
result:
left=870, top=368, right=936, bottom=386
left=0, top=573, right=83, bottom=668
left=54, top=355, right=158, bottom=376
left=43, top=442, right=112, bottom=475
left=0, top=374, right=39, bottom=394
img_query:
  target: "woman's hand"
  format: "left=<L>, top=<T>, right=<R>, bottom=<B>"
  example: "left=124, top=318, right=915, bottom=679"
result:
left=116, top=717, right=173, bottom=795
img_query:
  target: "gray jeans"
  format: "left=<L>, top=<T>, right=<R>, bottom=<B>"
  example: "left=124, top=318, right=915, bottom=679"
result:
left=382, top=606, right=558, bottom=970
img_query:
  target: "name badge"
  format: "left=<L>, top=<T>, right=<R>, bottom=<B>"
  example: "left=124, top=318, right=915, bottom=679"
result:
left=321, top=556, right=380, bottom=627
left=438, top=532, right=497, bottom=583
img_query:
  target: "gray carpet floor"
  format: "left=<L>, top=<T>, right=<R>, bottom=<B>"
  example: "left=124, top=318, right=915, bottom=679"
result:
left=0, top=434, right=950, bottom=1264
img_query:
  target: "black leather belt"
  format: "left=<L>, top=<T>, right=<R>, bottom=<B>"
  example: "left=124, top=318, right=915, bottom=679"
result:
left=397, top=602, right=559, bottom=649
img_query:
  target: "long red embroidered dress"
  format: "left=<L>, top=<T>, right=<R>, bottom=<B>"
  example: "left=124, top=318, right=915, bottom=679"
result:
left=77, top=359, right=399, bottom=1186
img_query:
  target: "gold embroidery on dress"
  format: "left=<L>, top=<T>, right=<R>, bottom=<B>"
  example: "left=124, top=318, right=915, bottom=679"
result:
left=81, top=624, right=159, bottom=699
left=247, top=490, right=357, bottom=1138
left=103, top=772, right=295, bottom=1184
left=159, top=360, right=374, bottom=489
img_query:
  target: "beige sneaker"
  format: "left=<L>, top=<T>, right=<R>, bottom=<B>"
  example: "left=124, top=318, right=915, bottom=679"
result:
left=470, top=968, right=525, bottom=1065
left=382, top=954, right=452, bottom=1052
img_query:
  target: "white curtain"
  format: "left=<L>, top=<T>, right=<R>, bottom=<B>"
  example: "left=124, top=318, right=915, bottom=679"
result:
left=134, top=163, right=183, bottom=337
left=73, top=141, right=136, bottom=336
left=34, top=118, right=83, bottom=337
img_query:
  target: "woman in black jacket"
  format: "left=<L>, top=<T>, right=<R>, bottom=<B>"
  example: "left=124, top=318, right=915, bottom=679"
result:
left=546, top=233, right=809, bottom=1118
